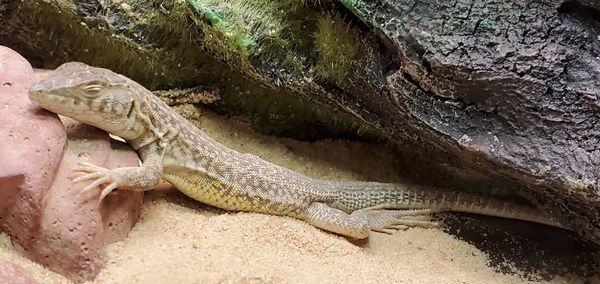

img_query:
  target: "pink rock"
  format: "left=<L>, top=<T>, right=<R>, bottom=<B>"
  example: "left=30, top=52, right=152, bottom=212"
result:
left=0, top=46, right=66, bottom=252
left=0, top=259, right=38, bottom=284
left=100, top=138, right=144, bottom=245
left=0, top=166, right=23, bottom=218
left=0, top=47, right=143, bottom=282
left=32, top=117, right=142, bottom=282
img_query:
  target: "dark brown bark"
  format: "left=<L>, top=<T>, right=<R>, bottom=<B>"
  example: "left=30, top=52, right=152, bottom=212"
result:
left=334, top=0, right=600, bottom=243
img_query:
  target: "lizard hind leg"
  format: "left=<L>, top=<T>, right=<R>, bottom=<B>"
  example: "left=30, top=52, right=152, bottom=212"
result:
left=303, top=202, right=371, bottom=239
left=301, top=203, right=439, bottom=239
left=351, top=206, right=440, bottom=235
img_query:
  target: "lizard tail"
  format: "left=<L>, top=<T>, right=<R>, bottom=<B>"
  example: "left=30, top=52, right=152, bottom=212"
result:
left=321, top=180, right=565, bottom=229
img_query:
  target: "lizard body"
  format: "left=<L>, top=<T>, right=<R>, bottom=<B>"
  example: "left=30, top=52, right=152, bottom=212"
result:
left=28, top=62, right=564, bottom=238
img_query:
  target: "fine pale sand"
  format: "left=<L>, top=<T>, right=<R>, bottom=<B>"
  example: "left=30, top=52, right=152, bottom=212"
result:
left=1, top=105, right=596, bottom=283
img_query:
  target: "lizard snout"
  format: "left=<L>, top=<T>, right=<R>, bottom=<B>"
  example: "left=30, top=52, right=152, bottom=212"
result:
left=28, top=83, right=46, bottom=102
left=28, top=82, right=43, bottom=94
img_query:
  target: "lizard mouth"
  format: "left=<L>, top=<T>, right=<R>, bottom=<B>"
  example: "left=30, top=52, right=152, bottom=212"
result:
left=29, top=89, right=57, bottom=108
left=28, top=89, right=83, bottom=116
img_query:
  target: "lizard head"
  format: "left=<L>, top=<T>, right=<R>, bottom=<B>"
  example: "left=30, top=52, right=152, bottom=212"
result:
left=29, top=62, right=143, bottom=139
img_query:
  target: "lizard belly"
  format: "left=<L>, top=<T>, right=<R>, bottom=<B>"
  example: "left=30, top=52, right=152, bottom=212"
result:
left=162, top=165, right=299, bottom=216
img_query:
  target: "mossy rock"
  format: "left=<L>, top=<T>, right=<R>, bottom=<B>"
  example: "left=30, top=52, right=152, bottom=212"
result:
left=0, top=0, right=376, bottom=140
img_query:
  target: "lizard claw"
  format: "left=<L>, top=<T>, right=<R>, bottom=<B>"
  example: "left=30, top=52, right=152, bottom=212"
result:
left=72, top=161, right=119, bottom=200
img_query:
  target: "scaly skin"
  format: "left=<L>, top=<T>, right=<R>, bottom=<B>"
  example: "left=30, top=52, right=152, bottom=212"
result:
left=28, top=62, right=565, bottom=238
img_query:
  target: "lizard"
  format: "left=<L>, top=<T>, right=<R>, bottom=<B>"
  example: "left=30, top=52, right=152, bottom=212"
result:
left=28, top=62, right=566, bottom=239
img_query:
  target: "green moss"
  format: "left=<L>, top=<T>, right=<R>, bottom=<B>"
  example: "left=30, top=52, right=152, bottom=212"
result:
left=445, top=17, right=461, bottom=30
left=1, top=0, right=376, bottom=140
left=339, top=0, right=361, bottom=5
left=479, top=18, right=494, bottom=29
left=3, top=0, right=214, bottom=89
left=312, top=13, right=359, bottom=84
left=299, top=0, right=361, bottom=7
left=187, top=0, right=297, bottom=61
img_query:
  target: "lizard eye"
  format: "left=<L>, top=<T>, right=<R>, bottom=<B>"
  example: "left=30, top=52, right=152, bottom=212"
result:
left=80, top=82, right=104, bottom=98
left=82, top=84, right=102, bottom=91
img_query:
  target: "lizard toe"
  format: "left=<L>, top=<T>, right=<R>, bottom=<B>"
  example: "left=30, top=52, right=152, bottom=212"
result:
left=81, top=176, right=111, bottom=193
left=99, top=182, right=118, bottom=200
left=74, top=161, right=108, bottom=173
left=73, top=171, right=105, bottom=183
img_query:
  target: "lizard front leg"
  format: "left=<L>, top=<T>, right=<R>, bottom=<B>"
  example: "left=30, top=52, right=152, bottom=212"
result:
left=73, top=149, right=163, bottom=201
left=303, top=202, right=439, bottom=239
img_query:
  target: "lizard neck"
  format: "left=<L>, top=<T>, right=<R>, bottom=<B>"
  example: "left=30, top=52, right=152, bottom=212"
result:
left=118, top=116, right=151, bottom=142
left=124, top=92, right=178, bottom=151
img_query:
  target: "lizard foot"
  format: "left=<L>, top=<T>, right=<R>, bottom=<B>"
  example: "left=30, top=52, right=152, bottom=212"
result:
left=73, top=161, right=120, bottom=200
left=351, top=207, right=440, bottom=235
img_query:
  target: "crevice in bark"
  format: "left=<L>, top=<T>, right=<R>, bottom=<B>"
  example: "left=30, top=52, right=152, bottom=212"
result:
left=559, top=1, right=600, bottom=24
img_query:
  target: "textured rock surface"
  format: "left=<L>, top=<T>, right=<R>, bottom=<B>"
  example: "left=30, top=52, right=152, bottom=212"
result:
left=0, top=259, right=37, bottom=284
left=29, top=117, right=143, bottom=282
left=0, top=45, right=66, bottom=255
left=0, top=47, right=143, bottom=282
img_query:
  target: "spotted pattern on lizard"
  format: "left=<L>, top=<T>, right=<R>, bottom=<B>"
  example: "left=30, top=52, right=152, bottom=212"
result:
left=28, top=62, right=566, bottom=238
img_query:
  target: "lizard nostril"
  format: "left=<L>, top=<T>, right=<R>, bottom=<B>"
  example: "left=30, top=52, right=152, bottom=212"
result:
left=29, top=84, right=43, bottom=94
left=28, top=84, right=47, bottom=102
